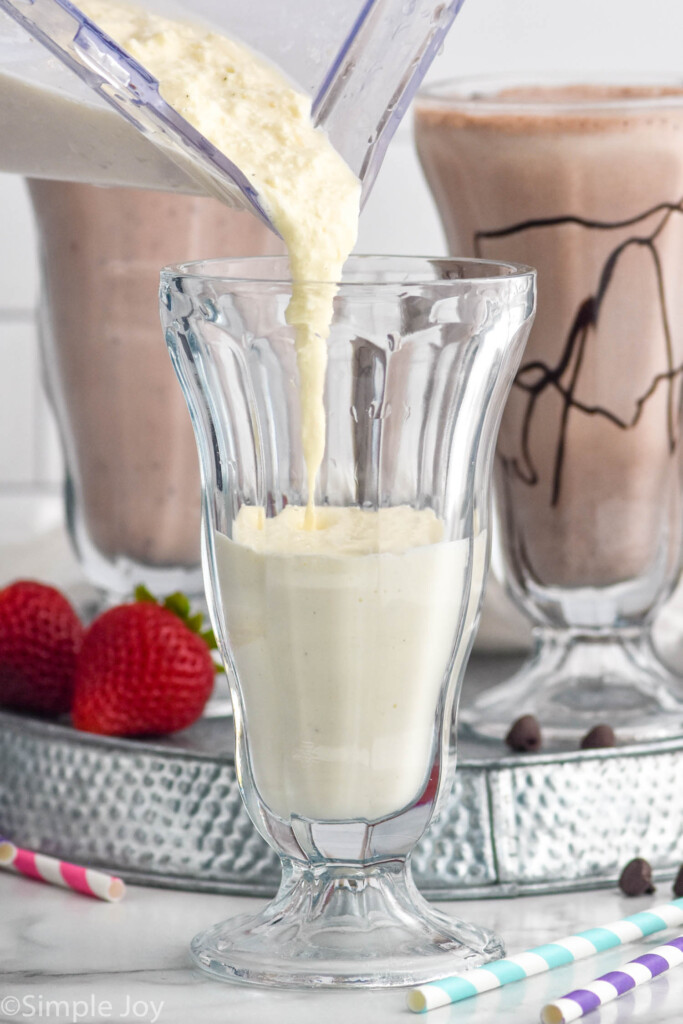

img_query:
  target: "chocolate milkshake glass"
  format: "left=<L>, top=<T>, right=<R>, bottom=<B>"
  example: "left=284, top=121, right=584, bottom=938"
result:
left=30, top=181, right=279, bottom=604
left=415, top=75, right=683, bottom=742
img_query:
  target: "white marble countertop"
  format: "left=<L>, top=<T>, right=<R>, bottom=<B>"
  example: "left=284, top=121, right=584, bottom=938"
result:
left=1, top=876, right=681, bottom=1024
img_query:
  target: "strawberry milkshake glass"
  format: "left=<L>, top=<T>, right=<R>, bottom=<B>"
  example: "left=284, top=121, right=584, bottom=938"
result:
left=30, top=180, right=280, bottom=604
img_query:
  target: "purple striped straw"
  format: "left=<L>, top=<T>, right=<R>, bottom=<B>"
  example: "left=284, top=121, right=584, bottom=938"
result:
left=541, top=935, right=683, bottom=1024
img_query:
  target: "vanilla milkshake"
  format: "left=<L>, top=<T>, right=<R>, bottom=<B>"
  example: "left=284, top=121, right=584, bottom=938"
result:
left=215, top=506, right=483, bottom=821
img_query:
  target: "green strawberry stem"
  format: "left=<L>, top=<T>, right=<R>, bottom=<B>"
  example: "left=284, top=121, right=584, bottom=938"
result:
left=133, top=584, right=224, bottom=674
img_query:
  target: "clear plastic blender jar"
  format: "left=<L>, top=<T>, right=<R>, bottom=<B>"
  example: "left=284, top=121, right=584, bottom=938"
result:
left=0, top=0, right=466, bottom=222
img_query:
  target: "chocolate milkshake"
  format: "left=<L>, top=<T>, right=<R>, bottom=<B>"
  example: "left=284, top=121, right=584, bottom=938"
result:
left=30, top=181, right=281, bottom=597
left=416, top=81, right=683, bottom=610
left=415, top=78, right=683, bottom=740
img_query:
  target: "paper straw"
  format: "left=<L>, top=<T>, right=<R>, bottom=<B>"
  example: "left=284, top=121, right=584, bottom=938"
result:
left=407, top=898, right=683, bottom=1013
left=0, top=838, right=125, bottom=902
left=541, top=934, right=683, bottom=1023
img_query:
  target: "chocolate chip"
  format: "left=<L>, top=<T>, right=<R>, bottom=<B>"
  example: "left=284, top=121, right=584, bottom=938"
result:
left=505, top=714, right=542, bottom=753
left=619, top=857, right=655, bottom=896
left=580, top=724, right=616, bottom=750
left=673, top=865, right=683, bottom=898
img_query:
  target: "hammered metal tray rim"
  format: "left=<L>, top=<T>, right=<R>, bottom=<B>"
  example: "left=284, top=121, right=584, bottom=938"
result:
left=458, top=732, right=683, bottom=767
left=2, top=707, right=681, bottom=770
left=0, top=708, right=231, bottom=764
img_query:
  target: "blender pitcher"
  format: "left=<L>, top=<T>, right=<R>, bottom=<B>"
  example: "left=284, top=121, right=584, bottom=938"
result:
left=0, top=0, right=467, bottom=216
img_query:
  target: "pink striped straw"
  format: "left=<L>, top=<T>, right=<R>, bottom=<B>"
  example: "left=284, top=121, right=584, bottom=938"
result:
left=0, top=838, right=125, bottom=902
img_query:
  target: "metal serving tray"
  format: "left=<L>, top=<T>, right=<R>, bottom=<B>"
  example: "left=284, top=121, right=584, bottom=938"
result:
left=1, top=655, right=681, bottom=899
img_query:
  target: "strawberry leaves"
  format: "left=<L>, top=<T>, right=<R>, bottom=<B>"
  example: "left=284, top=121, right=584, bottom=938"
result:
left=133, top=585, right=224, bottom=673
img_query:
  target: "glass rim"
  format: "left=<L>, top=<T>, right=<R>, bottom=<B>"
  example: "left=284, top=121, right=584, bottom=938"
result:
left=160, top=254, right=536, bottom=287
left=416, top=71, right=683, bottom=113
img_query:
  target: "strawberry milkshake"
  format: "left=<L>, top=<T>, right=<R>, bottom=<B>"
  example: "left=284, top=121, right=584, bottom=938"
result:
left=30, top=180, right=280, bottom=596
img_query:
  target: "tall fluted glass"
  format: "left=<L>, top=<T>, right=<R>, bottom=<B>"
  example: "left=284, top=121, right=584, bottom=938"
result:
left=162, top=255, right=535, bottom=988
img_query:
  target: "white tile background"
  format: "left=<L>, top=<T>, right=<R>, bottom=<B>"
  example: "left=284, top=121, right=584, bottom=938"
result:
left=2, top=0, right=683, bottom=507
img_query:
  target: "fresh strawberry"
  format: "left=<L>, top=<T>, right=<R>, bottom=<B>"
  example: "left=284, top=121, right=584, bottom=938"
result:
left=71, top=587, right=217, bottom=736
left=0, top=580, right=84, bottom=715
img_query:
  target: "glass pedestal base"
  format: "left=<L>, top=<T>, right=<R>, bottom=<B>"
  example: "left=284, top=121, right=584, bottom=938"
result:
left=461, top=627, right=683, bottom=744
left=190, top=859, right=504, bottom=988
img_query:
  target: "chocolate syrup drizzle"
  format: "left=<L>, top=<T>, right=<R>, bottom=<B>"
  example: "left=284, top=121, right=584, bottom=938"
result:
left=474, top=199, right=683, bottom=505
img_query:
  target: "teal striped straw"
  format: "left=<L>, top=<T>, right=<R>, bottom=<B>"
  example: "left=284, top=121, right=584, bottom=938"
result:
left=407, top=898, right=683, bottom=1013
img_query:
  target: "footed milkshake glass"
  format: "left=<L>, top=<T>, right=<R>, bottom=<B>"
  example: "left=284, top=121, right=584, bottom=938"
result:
left=161, top=255, right=535, bottom=987
left=416, top=76, right=683, bottom=743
